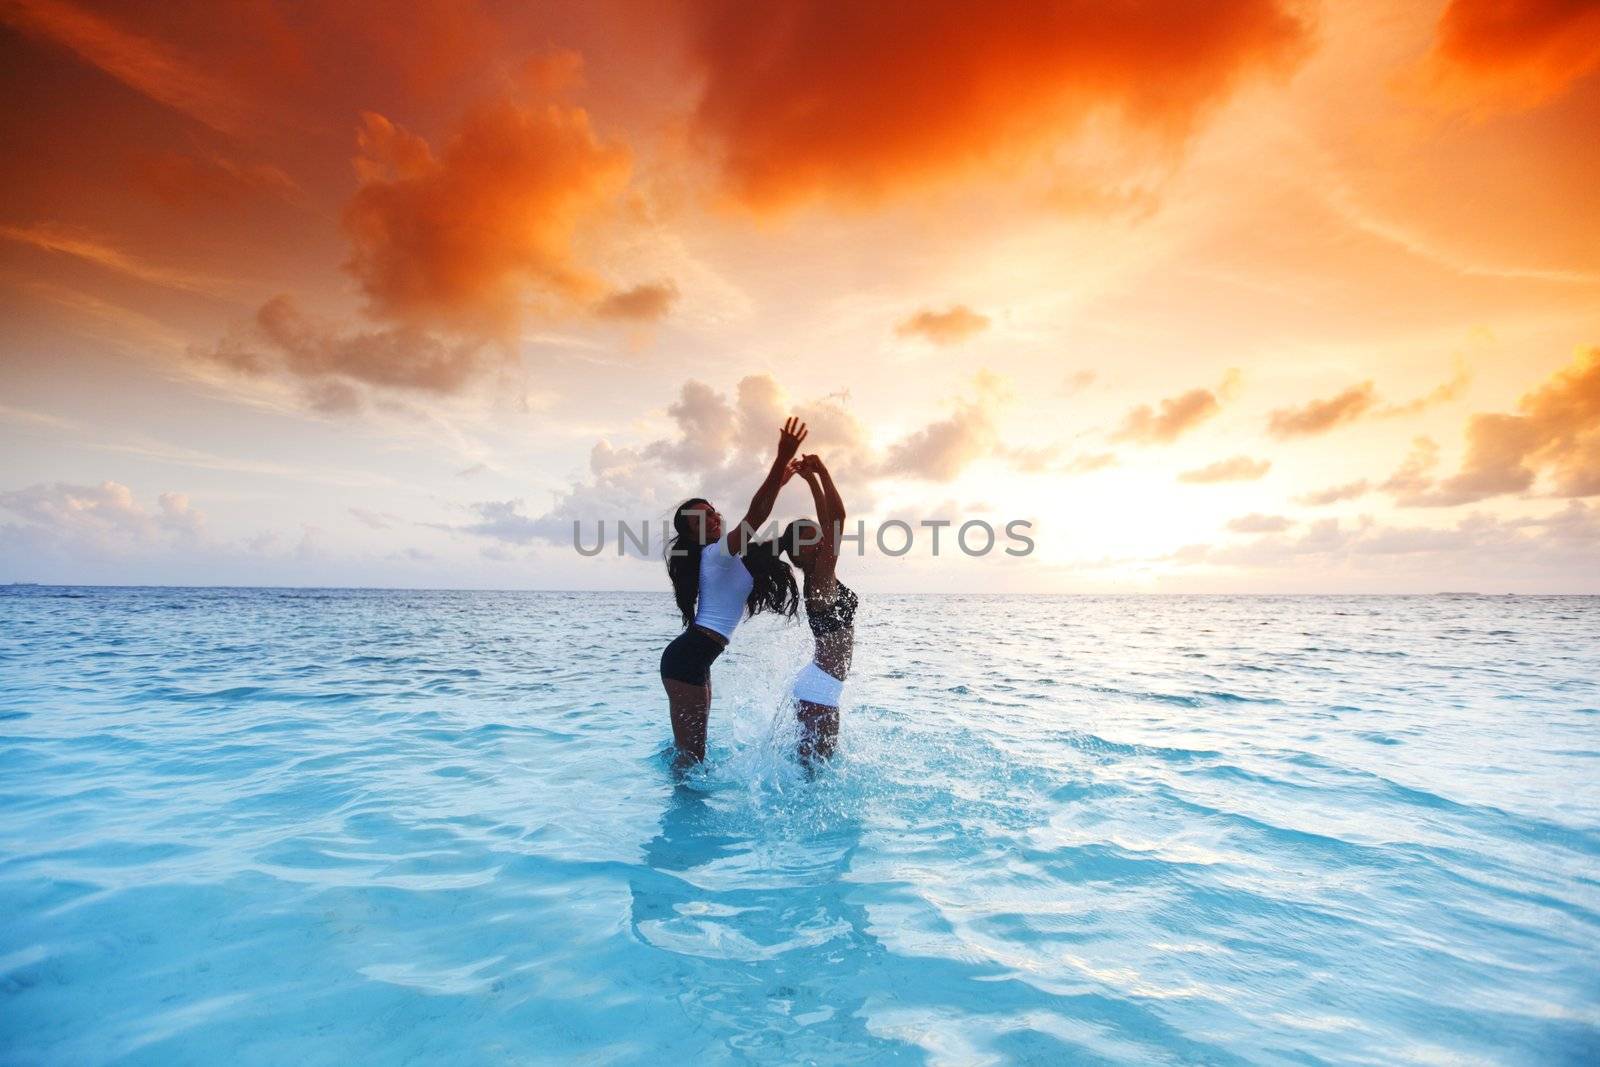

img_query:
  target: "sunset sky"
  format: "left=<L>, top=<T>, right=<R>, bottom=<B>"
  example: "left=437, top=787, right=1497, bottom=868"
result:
left=2, top=0, right=1597, bottom=592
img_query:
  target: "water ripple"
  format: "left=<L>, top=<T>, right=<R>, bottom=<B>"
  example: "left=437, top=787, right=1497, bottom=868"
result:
left=0, top=587, right=1597, bottom=1064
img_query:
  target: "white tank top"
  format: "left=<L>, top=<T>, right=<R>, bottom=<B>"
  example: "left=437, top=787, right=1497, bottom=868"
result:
left=692, top=540, right=752, bottom=640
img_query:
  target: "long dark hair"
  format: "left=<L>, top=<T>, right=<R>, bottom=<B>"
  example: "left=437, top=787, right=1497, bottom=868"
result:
left=779, top=519, right=818, bottom=568
left=743, top=538, right=798, bottom=620
left=665, top=498, right=798, bottom=628
left=666, top=498, right=711, bottom=627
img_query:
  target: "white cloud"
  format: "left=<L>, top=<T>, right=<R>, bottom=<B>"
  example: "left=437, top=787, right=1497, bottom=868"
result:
left=0, top=480, right=205, bottom=558
left=442, top=374, right=881, bottom=554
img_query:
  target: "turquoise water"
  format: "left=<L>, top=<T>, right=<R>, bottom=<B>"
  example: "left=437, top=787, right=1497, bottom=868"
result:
left=1, top=587, right=1596, bottom=1065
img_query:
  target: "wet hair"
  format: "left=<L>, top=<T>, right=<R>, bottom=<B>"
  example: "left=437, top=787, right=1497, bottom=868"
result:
left=666, top=498, right=712, bottom=627
left=743, top=538, right=798, bottom=620
left=780, top=519, right=821, bottom=568
left=666, top=498, right=798, bottom=628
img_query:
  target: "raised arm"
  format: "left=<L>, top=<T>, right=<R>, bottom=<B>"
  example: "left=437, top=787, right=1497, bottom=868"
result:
left=798, top=462, right=835, bottom=544
left=797, top=462, right=839, bottom=589
left=728, top=417, right=806, bottom=555
left=811, top=454, right=846, bottom=528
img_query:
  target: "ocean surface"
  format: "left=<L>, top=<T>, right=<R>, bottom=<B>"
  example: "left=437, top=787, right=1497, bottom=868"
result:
left=1, top=587, right=1596, bottom=1065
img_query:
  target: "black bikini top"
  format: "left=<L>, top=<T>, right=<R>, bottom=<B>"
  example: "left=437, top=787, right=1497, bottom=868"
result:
left=806, top=581, right=857, bottom=639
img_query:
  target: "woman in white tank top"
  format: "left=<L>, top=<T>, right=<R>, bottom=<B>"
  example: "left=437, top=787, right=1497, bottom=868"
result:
left=660, top=417, right=808, bottom=764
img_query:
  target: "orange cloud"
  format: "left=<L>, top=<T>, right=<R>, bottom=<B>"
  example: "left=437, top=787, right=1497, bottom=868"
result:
left=0, top=0, right=261, bottom=135
left=1227, top=513, right=1293, bottom=533
left=1266, top=369, right=1465, bottom=442
left=308, top=0, right=497, bottom=99
left=999, top=444, right=1119, bottom=476
left=1063, top=451, right=1118, bottom=474
left=1295, top=480, right=1371, bottom=506
left=134, top=151, right=299, bottom=208
left=1422, top=0, right=1600, bottom=112
left=1422, top=346, right=1600, bottom=504
left=1379, top=362, right=1471, bottom=418
left=880, top=371, right=1007, bottom=481
left=343, top=81, right=631, bottom=335
left=200, top=294, right=497, bottom=405
left=1112, top=385, right=1222, bottom=445
left=1267, top=382, right=1378, bottom=439
left=1174, top=504, right=1600, bottom=584
left=1062, top=370, right=1098, bottom=395
left=684, top=0, right=1308, bottom=211
left=895, top=305, right=991, bottom=346
left=999, top=444, right=1057, bottom=474
left=594, top=281, right=679, bottom=322
left=1382, top=437, right=1442, bottom=504
left=2, top=0, right=501, bottom=140
left=1178, top=455, right=1272, bottom=483
left=0, top=222, right=233, bottom=295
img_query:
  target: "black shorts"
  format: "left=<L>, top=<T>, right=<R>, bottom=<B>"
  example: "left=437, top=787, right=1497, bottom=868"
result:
left=660, top=627, right=724, bottom=686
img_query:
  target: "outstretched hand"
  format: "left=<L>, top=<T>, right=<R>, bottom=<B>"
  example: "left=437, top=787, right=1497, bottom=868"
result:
left=799, top=453, right=824, bottom=476
left=777, top=417, right=808, bottom=463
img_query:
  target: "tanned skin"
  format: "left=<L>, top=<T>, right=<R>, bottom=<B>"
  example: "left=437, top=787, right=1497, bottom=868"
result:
left=787, top=452, right=849, bottom=764
left=663, top=418, right=807, bottom=763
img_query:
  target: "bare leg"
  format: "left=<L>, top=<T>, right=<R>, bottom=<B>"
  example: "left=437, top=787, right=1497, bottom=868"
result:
left=664, top=677, right=712, bottom=764
left=796, top=700, right=838, bottom=766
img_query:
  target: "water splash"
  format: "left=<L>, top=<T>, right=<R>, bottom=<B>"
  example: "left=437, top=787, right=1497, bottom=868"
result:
left=1, top=586, right=1597, bottom=1063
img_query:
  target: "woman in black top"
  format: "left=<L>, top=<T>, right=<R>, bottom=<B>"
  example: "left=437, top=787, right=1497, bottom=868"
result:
left=781, top=453, right=855, bottom=764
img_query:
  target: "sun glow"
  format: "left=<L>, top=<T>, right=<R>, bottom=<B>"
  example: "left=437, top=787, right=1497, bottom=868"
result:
left=0, top=0, right=1595, bottom=592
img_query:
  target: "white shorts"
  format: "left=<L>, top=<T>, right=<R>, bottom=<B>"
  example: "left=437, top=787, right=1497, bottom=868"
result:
left=792, top=661, right=845, bottom=707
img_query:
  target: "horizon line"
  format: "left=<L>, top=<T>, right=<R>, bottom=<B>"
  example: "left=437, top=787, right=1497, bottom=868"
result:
left=5, top=582, right=1597, bottom=597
